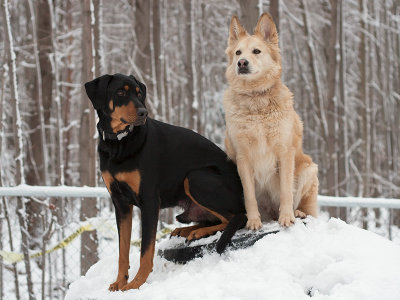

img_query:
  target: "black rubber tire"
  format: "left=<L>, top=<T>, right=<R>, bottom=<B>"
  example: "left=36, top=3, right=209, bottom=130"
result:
left=158, top=228, right=280, bottom=264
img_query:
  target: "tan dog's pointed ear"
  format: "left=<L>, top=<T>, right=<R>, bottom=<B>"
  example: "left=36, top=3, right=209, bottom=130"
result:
left=254, top=13, right=279, bottom=44
left=228, top=16, right=247, bottom=45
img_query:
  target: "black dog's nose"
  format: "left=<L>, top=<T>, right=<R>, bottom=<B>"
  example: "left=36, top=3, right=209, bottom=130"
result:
left=137, top=107, right=148, bottom=118
left=237, top=59, right=249, bottom=68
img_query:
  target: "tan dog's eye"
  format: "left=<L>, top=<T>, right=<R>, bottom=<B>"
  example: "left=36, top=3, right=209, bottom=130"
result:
left=235, top=50, right=241, bottom=55
left=253, top=49, right=261, bottom=54
left=117, top=90, right=126, bottom=97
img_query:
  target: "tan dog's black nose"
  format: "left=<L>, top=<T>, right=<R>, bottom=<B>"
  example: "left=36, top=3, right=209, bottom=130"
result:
left=237, top=59, right=249, bottom=68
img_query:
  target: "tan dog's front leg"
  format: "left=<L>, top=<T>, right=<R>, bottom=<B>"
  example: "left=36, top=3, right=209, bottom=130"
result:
left=278, top=149, right=295, bottom=227
left=236, top=156, right=262, bottom=230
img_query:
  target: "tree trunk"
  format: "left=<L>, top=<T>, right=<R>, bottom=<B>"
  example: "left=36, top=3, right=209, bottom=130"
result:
left=3, top=0, right=35, bottom=298
left=184, top=0, right=196, bottom=130
left=359, top=0, right=369, bottom=229
left=239, top=0, right=260, bottom=34
left=325, top=0, right=339, bottom=218
left=93, top=0, right=102, bottom=77
left=79, top=0, right=99, bottom=275
left=25, top=0, right=51, bottom=250
left=149, top=0, right=160, bottom=118
left=135, top=0, right=153, bottom=107
left=299, top=0, right=329, bottom=202
left=269, top=0, right=279, bottom=34
left=299, top=0, right=328, bottom=140
left=0, top=49, right=18, bottom=300
left=337, top=0, right=347, bottom=220
left=239, top=0, right=259, bottom=33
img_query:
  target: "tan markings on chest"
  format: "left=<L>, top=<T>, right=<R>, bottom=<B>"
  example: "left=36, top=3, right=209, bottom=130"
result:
left=114, top=170, right=141, bottom=194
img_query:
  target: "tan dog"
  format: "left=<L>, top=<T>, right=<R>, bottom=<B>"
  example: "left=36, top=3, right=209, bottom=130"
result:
left=223, top=13, right=318, bottom=229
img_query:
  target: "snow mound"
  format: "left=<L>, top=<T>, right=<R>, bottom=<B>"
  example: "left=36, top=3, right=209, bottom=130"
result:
left=65, top=218, right=400, bottom=300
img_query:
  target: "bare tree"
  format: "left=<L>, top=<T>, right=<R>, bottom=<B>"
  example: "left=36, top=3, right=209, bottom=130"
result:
left=79, top=0, right=99, bottom=275
left=270, top=0, right=280, bottom=33
left=239, top=0, right=259, bottom=32
left=359, top=0, right=370, bottom=228
left=25, top=0, right=51, bottom=250
left=0, top=50, right=19, bottom=299
left=2, top=0, right=35, bottom=298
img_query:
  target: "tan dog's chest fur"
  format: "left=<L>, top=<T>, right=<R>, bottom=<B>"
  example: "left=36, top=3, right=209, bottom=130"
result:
left=223, top=13, right=318, bottom=229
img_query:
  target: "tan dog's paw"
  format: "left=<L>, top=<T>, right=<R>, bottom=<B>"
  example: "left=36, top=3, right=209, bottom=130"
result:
left=109, top=276, right=128, bottom=291
left=121, top=277, right=145, bottom=291
left=278, top=210, right=295, bottom=227
left=295, top=209, right=307, bottom=219
left=246, top=217, right=262, bottom=230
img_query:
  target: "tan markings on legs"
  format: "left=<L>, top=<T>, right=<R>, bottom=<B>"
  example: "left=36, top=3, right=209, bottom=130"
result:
left=183, top=178, right=229, bottom=241
left=121, top=238, right=155, bottom=291
left=115, top=170, right=141, bottom=194
left=184, top=178, right=228, bottom=224
left=186, top=223, right=227, bottom=241
left=101, top=171, right=114, bottom=194
left=109, top=205, right=133, bottom=291
left=171, top=224, right=205, bottom=238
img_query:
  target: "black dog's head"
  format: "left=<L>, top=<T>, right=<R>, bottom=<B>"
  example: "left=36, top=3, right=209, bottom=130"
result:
left=85, top=73, right=148, bottom=134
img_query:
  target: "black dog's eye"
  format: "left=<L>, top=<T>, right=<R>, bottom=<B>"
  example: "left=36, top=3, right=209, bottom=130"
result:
left=253, top=49, right=261, bottom=54
left=235, top=50, right=241, bottom=55
left=117, top=90, right=126, bottom=97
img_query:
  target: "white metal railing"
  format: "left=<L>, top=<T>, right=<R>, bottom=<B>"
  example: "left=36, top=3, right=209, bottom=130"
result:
left=0, top=185, right=399, bottom=209
left=0, top=184, right=109, bottom=198
left=318, top=195, right=400, bottom=209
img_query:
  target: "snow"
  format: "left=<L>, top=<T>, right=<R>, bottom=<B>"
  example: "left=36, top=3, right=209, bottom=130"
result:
left=65, top=217, right=400, bottom=300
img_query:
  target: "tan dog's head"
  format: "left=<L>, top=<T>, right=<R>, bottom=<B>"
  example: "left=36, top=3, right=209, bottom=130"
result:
left=225, top=13, right=281, bottom=93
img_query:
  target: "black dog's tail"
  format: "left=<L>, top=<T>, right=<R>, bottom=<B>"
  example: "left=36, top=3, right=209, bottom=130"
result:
left=216, top=213, right=247, bottom=254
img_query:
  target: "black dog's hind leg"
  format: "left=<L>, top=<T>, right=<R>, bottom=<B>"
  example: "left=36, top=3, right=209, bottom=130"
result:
left=171, top=224, right=206, bottom=238
left=183, top=168, right=243, bottom=241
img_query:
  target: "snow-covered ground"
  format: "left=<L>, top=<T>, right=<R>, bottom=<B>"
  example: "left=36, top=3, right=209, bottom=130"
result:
left=65, top=217, right=400, bottom=300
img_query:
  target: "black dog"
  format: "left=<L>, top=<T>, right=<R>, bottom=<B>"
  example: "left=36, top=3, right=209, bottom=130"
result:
left=85, top=74, right=246, bottom=291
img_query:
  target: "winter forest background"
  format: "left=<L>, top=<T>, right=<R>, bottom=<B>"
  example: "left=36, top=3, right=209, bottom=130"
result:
left=0, top=0, right=399, bottom=299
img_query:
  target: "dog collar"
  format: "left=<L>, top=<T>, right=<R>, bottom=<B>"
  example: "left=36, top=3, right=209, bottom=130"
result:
left=97, top=122, right=135, bottom=141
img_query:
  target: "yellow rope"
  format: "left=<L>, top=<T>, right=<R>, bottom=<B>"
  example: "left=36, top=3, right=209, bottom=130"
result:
left=0, top=223, right=172, bottom=264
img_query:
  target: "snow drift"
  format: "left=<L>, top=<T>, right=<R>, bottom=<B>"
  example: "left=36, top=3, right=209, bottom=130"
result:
left=65, top=217, right=400, bottom=300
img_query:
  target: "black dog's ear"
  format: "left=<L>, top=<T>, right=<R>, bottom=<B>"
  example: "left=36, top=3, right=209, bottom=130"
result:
left=129, top=75, right=147, bottom=99
left=84, top=74, right=112, bottom=110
